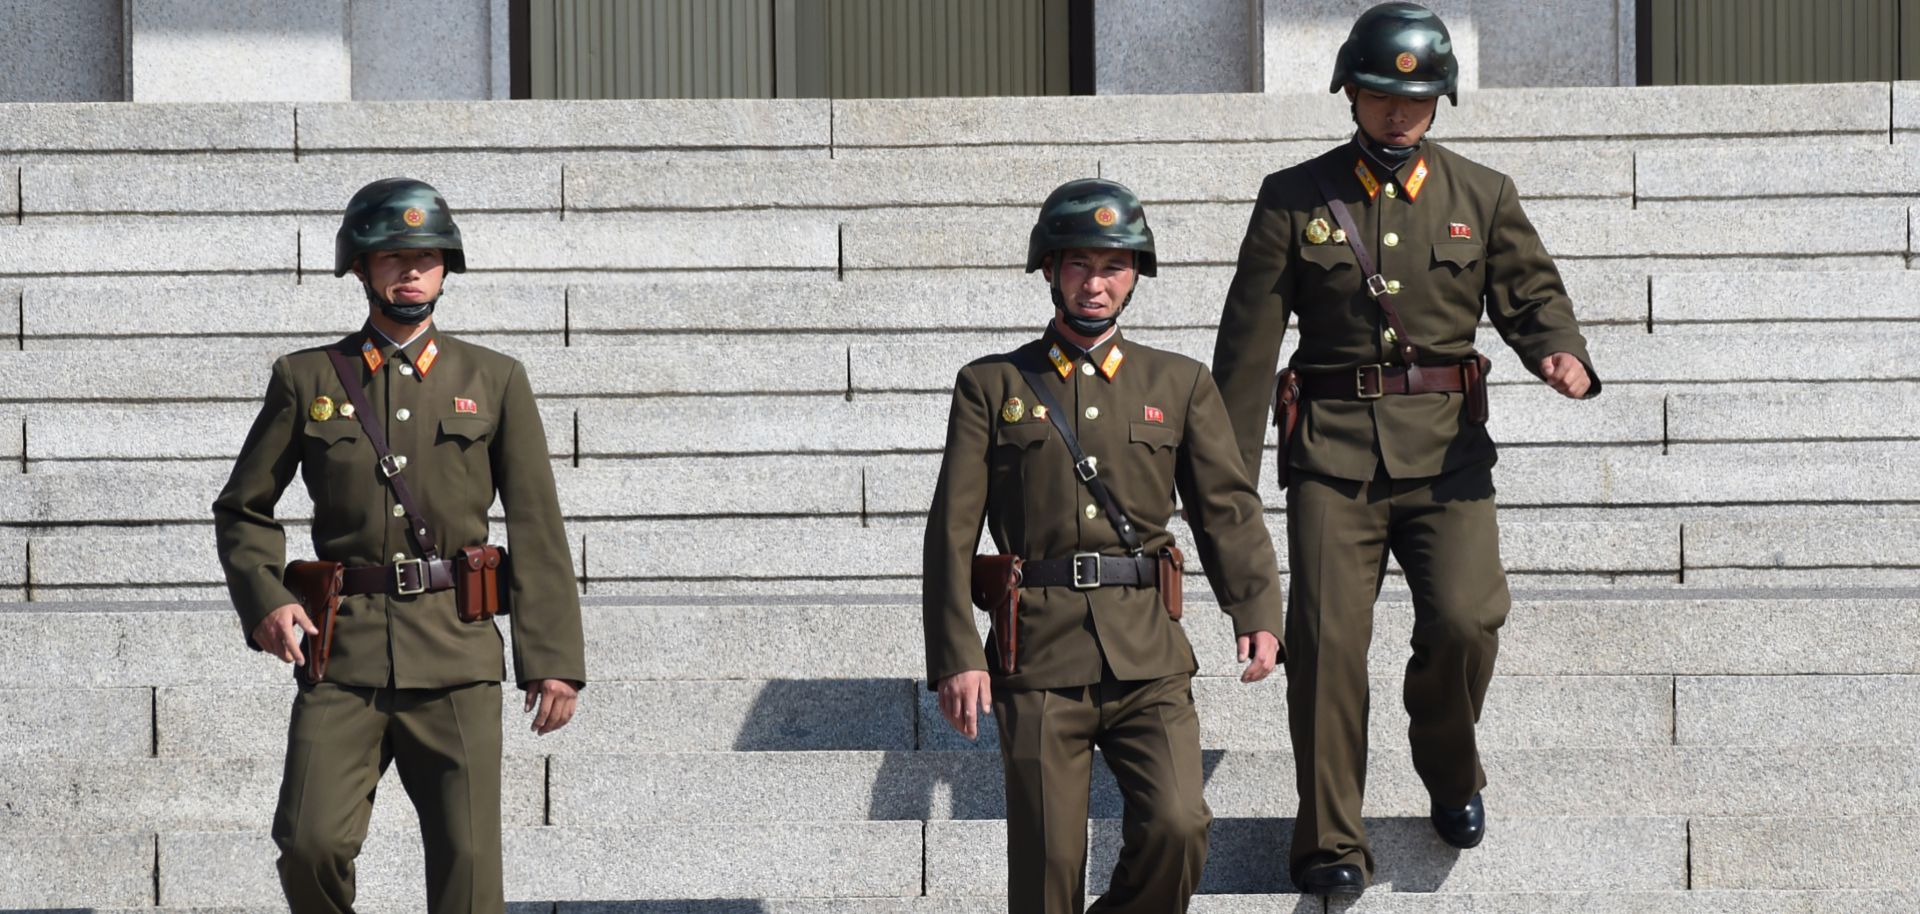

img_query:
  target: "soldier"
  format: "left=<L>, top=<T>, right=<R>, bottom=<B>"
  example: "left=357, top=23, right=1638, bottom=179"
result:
left=213, top=178, right=586, bottom=913
left=1211, top=2, right=1601, bottom=897
left=924, top=178, right=1285, bottom=914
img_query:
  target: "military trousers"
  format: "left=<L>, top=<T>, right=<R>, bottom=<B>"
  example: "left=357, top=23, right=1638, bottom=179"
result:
left=1283, top=461, right=1511, bottom=882
left=992, top=672, right=1211, bottom=914
left=273, top=679, right=504, bottom=914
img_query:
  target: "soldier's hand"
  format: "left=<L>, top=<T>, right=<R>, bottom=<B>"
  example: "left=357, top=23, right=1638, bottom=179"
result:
left=1539, top=352, right=1592, bottom=399
left=936, top=670, right=993, bottom=740
left=252, top=603, right=318, bottom=666
left=1236, top=631, right=1280, bottom=683
left=525, top=679, right=579, bottom=735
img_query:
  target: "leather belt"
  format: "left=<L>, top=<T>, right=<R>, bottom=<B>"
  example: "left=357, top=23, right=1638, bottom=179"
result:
left=1299, top=363, right=1469, bottom=401
left=1020, top=553, right=1159, bottom=590
left=341, top=558, right=457, bottom=597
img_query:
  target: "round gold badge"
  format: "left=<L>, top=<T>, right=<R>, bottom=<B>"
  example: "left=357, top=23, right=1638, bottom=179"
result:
left=402, top=207, right=426, bottom=227
left=1395, top=52, right=1418, bottom=73
left=1094, top=206, right=1118, bottom=227
left=1001, top=397, right=1026, bottom=424
left=309, top=396, right=335, bottom=422
left=1305, top=218, right=1331, bottom=245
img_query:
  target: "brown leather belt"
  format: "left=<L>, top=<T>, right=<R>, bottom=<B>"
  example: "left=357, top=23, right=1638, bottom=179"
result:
left=341, top=558, right=457, bottom=597
left=1298, top=363, right=1470, bottom=401
left=1020, top=554, right=1159, bottom=590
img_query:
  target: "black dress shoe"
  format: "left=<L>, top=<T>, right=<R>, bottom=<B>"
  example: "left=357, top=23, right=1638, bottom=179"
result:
left=1431, top=793, right=1487, bottom=848
left=1297, top=863, right=1366, bottom=897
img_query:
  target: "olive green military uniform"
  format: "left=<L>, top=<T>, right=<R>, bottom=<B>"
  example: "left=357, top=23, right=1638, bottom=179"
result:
left=215, top=324, right=585, bottom=911
left=1212, top=138, right=1600, bottom=880
left=924, top=325, right=1285, bottom=914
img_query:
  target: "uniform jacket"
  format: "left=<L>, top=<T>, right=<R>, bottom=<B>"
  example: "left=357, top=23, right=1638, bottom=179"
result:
left=924, top=325, right=1286, bottom=691
left=213, top=325, right=586, bottom=690
left=1213, top=137, right=1602, bottom=483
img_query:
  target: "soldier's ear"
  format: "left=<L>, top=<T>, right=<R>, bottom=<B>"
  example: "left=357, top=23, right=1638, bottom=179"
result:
left=1040, top=253, right=1054, bottom=284
left=350, top=255, right=367, bottom=283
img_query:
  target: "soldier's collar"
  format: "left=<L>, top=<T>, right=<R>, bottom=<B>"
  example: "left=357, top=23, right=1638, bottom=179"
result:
left=1043, top=322, right=1127, bottom=381
left=1351, top=136, right=1432, bottom=204
left=357, top=323, right=442, bottom=378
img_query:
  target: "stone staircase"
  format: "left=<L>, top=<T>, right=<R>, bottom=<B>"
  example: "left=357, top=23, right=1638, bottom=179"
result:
left=3, top=83, right=1920, bottom=910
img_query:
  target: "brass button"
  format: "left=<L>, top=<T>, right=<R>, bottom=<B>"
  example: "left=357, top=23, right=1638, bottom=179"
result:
left=398, top=363, right=415, bottom=376
left=1085, top=407, right=1099, bottom=420
left=396, top=408, right=411, bottom=422
left=392, top=504, right=406, bottom=518
left=395, top=455, right=409, bottom=469
left=1081, top=363, right=1095, bottom=376
left=1384, top=232, right=1400, bottom=247
left=392, top=553, right=407, bottom=563
left=1386, top=280, right=1403, bottom=294
left=1384, top=183, right=1399, bottom=198
left=1384, top=328, right=1399, bottom=345
left=1085, top=504, right=1099, bottom=519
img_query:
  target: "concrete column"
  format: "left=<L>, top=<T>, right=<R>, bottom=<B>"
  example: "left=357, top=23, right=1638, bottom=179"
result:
left=349, top=0, right=499, bottom=100
left=0, top=0, right=125, bottom=102
left=1095, top=0, right=1257, bottom=95
left=1258, top=0, right=1478, bottom=95
left=126, top=0, right=350, bottom=102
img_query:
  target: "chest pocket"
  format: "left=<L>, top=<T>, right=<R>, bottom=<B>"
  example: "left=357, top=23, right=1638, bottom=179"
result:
left=1130, top=422, right=1180, bottom=452
left=303, top=421, right=360, bottom=446
left=1300, top=243, right=1356, bottom=272
left=1432, top=241, right=1483, bottom=274
left=995, top=422, right=1051, bottom=450
left=439, top=416, right=495, bottom=447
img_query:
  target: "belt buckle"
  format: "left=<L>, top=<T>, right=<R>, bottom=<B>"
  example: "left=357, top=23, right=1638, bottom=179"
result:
left=1356, top=364, right=1386, bottom=400
left=1366, top=274, right=1391, bottom=298
left=379, top=454, right=405, bottom=478
left=1071, top=552, right=1102, bottom=590
left=393, top=557, right=427, bottom=596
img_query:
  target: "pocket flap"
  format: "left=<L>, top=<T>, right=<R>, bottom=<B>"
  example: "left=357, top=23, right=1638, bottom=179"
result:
left=1300, top=243, right=1356, bottom=270
left=439, top=416, right=495, bottom=441
left=1432, top=241, right=1483, bottom=269
left=302, top=421, right=360, bottom=444
left=1130, top=421, right=1180, bottom=451
left=995, top=422, right=1051, bottom=448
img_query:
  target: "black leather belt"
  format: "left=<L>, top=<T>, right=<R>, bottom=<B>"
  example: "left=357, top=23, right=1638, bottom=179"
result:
left=341, top=558, right=457, bottom=597
left=1020, top=553, right=1159, bottom=590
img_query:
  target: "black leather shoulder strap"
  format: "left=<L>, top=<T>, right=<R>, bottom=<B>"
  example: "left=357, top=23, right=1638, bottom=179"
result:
left=1014, top=356, right=1145, bottom=556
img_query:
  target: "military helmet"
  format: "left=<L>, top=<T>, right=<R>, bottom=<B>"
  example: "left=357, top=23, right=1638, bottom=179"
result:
left=1025, top=178, right=1157, bottom=278
left=333, top=178, right=467, bottom=277
left=1329, top=2, right=1460, bottom=105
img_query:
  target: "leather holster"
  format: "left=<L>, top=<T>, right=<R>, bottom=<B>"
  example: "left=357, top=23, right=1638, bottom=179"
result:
left=1464, top=352, right=1492, bottom=424
left=455, top=544, right=511, bottom=623
left=284, top=560, right=345, bottom=683
left=1158, top=544, right=1184, bottom=620
left=969, top=554, right=1023, bottom=674
left=1273, top=368, right=1303, bottom=490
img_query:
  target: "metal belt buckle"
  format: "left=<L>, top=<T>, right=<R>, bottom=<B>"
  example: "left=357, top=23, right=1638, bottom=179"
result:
left=1071, top=552, right=1102, bottom=590
left=1366, top=274, right=1390, bottom=298
left=393, top=557, right=427, bottom=596
left=1356, top=364, right=1386, bottom=400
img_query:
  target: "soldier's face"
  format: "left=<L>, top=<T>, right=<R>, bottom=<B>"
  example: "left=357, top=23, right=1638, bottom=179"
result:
left=1348, top=86, right=1437, bottom=147
left=1046, top=249, right=1137, bottom=321
left=357, top=249, right=446, bottom=307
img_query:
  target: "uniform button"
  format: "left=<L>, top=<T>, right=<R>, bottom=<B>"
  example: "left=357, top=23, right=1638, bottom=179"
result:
left=1086, top=504, right=1099, bottom=519
left=392, top=504, right=406, bottom=517
left=399, top=364, right=415, bottom=376
left=396, top=408, right=411, bottom=422
left=1384, top=328, right=1399, bottom=345
left=1384, top=232, right=1400, bottom=247
left=393, top=553, right=407, bottom=563
left=395, top=455, right=409, bottom=469
left=1386, top=280, right=1403, bottom=294
left=1384, top=183, right=1399, bottom=198
left=1085, top=407, right=1100, bottom=420
left=1081, top=363, right=1096, bottom=376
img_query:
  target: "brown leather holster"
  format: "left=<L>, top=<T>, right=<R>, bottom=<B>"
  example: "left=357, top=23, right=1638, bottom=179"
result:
left=1158, top=544, right=1184, bottom=621
left=284, top=560, right=344, bottom=682
left=1464, top=352, right=1492, bottom=424
left=1273, top=368, right=1303, bottom=490
left=455, top=544, right=512, bottom=623
left=969, top=554, right=1023, bottom=674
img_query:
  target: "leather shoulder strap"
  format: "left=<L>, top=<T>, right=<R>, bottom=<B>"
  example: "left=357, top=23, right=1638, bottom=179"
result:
left=324, top=346, right=443, bottom=561
left=1307, top=164, right=1422, bottom=364
left=1014, top=358, right=1146, bottom=556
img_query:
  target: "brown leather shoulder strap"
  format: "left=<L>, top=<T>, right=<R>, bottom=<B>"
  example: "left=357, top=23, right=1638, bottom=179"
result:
left=324, top=346, right=443, bottom=561
left=1307, top=165, right=1422, bottom=364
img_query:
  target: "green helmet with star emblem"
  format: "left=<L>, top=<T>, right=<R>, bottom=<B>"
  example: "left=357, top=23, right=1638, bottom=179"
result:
left=333, top=177, right=468, bottom=277
left=1330, top=1, right=1460, bottom=105
left=1025, top=178, right=1157, bottom=278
